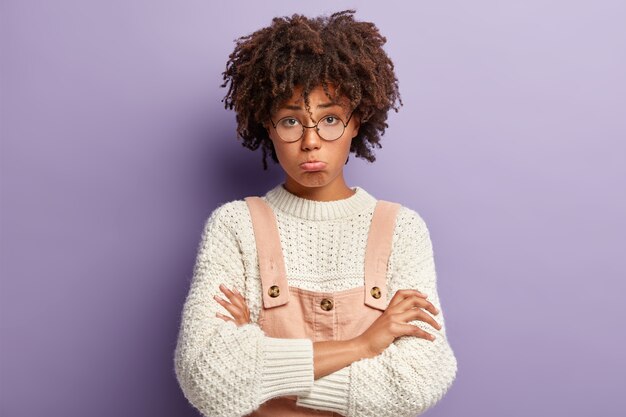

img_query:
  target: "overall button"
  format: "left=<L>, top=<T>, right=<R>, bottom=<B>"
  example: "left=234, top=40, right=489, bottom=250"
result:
left=370, top=286, right=382, bottom=299
left=268, top=285, right=280, bottom=298
left=320, top=298, right=334, bottom=311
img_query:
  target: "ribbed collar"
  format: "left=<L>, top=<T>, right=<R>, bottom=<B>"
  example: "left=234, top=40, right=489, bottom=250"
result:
left=263, top=182, right=377, bottom=221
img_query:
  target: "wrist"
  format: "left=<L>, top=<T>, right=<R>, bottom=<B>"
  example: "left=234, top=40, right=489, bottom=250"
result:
left=349, top=336, right=375, bottom=360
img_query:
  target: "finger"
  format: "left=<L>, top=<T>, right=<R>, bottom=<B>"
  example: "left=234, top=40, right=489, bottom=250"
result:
left=398, top=323, right=437, bottom=341
left=395, top=288, right=428, bottom=298
left=214, top=295, right=245, bottom=318
left=388, top=289, right=428, bottom=309
left=214, top=295, right=249, bottom=324
left=387, top=293, right=434, bottom=315
left=215, top=312, right=233, bottom=322
left=232, top=286, right=243, bottom=297
left=221, top=284, right=249, bottom=311
left=230, top=287, right=250, bottom=313
left=398, top=307, right=442, bottom=331
left=394, top=294, right=439, bottom=316
left=219, top=284, right=246, bottom=310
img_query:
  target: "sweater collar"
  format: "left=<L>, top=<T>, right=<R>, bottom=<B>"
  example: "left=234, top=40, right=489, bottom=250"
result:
left=263, top=182, right=377, bottom=221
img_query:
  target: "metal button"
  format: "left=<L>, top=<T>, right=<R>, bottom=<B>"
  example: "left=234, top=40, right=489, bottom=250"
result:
left=268, top=285, right=280, bottom=298
left=370, top=286, right=381, bottom=299
left=320, top=298, right=334, bottom=311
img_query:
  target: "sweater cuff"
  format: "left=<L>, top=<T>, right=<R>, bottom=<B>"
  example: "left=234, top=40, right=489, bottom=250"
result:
left=258, top=337, right=314, bottom=403
left=295, top=366, right=350, bottom=414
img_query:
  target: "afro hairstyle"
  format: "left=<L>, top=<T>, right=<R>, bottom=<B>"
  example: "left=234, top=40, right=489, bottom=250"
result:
left=220, top=9, right=403, bottom=170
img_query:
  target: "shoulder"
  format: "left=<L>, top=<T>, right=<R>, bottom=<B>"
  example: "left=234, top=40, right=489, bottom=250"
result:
left=207, top=199, right=250, bottom=223
left=388, top=203, right=431, bottom=239
left=385, top=202, right=434, bottom=256
left=201, top=198, right=252, bottom=238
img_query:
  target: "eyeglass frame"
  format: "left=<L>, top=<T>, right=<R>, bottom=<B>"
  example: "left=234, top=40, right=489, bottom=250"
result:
left=268, top=109, right=355, bottom=143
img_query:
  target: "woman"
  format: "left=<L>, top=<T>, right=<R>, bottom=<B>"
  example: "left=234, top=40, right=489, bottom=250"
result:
left=174, top=9, right=458, bottom=417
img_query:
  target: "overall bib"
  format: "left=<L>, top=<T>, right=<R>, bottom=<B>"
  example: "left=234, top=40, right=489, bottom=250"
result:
left=244, top=196, right=401, bottom=417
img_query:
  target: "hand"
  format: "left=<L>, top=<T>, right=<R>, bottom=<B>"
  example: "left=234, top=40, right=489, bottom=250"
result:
left=213, top=283, right=251, bottom=327
left=353, top=289, right=442, bottom=359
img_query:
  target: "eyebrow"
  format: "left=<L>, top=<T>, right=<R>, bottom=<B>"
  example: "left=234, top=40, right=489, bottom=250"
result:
left=280, top=102, right=340, bottom=111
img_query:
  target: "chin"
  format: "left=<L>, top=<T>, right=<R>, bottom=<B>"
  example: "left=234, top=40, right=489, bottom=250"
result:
left=291, top=172, right=329, bottom=188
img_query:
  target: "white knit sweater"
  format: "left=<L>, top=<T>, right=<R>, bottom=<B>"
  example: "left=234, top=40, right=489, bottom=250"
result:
left=174, top=183, right=458, bottom=417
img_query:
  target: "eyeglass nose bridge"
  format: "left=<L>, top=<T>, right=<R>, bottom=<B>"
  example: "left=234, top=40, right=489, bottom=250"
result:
left=300, top=124, right=323, bottom=138
left=299, top=123, right=343, bottom=143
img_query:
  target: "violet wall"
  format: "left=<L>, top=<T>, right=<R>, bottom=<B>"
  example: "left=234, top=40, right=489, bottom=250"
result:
left=1, top=1, right=625, bottom=415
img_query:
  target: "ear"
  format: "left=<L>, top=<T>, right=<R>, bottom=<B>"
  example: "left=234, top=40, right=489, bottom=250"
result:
left=264, top=121, right=276, bottom=141
left=351, top=115, right=361, bottom=138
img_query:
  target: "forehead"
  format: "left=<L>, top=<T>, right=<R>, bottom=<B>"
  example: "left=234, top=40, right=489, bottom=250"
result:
left=276, top=84, right=349, bottom=110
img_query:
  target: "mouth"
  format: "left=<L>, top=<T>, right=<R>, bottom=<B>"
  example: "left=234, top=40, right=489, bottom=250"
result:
left=300, top=161, right=327, bottom=171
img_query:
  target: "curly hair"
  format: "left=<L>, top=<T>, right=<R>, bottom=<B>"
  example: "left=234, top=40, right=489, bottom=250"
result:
left=220, top=9, right=402, bottom=170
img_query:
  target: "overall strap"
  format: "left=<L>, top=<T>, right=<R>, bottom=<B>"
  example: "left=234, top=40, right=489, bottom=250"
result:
left=244, top=196, right=290, bottom=309
left=364, top=200, right=402, bottom=311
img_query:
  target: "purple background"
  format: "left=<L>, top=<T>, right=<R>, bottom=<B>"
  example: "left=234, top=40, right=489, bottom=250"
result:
left=2, top=1, right=625, bottom=416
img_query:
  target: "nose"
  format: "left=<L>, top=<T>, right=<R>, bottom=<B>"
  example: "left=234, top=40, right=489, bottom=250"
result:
left=300, top=126, right=322, bottom=151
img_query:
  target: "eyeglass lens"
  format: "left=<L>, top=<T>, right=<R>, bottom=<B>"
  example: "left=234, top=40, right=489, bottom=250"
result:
left=275, top=115, right=346, bottom=142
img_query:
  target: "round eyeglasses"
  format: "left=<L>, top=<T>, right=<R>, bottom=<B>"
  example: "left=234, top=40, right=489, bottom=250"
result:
left=269, top=111, right=354, bottom=143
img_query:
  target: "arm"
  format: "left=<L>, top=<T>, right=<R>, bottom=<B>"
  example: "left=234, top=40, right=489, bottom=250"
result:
left=296, top=207, right=458, bottom=417
left=311, top=339, right=369, bottom=380
left=174, top=203, right=315, bottom=417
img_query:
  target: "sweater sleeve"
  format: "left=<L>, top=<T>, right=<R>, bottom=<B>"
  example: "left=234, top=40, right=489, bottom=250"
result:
left=174, top=203, right=315, bottom=417
left=295, top=207, right=458, bottom=417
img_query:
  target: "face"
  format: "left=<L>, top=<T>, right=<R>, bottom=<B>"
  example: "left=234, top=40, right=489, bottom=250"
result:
left=264, top=84, right=360, bottom=190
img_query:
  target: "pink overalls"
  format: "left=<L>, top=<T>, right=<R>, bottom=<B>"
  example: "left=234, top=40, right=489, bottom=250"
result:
left=244, top=195, right=401, bottom=417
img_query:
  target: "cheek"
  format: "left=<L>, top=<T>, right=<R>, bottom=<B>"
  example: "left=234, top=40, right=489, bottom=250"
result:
left=271, top=142, right=295, bottom=166
left=268, top=136, right=284, bottom=157
left=341, top=135, right=353, bottom=153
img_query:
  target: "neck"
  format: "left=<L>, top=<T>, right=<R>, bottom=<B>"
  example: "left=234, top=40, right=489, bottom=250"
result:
left=282, top=176, right=355, bottom=202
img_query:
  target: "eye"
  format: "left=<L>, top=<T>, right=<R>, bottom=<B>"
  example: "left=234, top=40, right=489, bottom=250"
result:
left=279, top=117, right=300, bottom=128
left=322, top=115, right=340, bottom=125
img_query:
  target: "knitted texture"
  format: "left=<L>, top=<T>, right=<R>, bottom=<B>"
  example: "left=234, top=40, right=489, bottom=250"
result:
left=174, top=183, right=458, bottom=417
